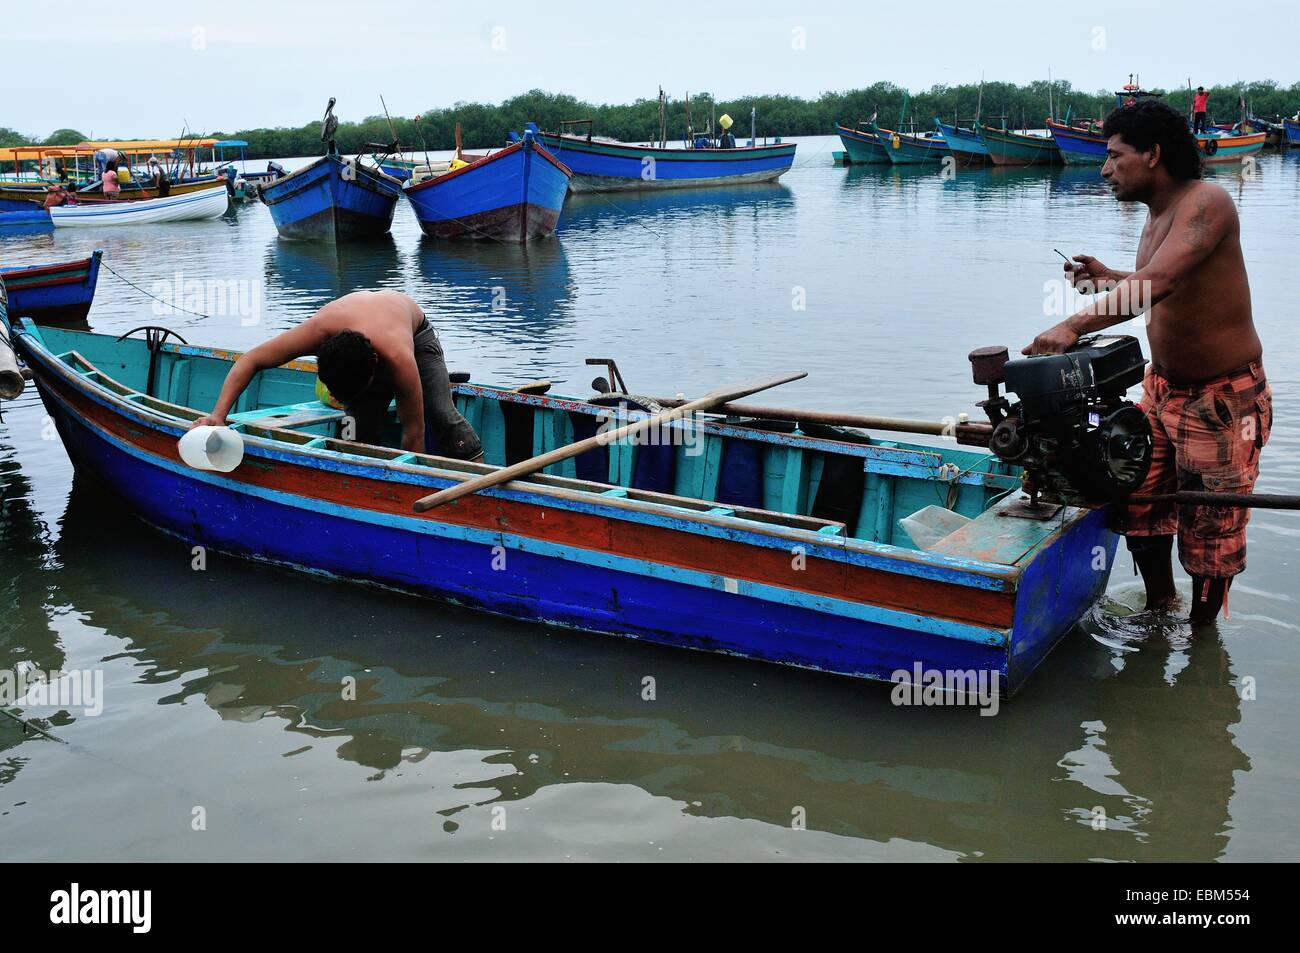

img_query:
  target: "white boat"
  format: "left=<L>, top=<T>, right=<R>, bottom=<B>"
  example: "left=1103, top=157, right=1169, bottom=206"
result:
left=50, top=184, right=230, bottom=227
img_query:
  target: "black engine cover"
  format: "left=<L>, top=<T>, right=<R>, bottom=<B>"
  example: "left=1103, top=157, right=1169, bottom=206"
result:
left=1002, top=335, right=1146, bottom=419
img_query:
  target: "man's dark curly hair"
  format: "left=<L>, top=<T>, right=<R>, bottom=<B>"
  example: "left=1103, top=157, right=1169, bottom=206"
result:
left=317, top=330, right=378, bottom=403
left=1101, top=99, right=1202, bottom=181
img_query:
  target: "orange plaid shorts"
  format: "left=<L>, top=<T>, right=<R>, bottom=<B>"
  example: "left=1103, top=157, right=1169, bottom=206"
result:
left=1114, top=361, right=1272, bottom=578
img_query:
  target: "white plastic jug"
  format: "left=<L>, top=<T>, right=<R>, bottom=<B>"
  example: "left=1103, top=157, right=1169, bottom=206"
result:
left=178, top=426, right=244, bottom=472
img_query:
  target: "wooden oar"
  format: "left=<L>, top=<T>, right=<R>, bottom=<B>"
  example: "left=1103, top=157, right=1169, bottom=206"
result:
left=412, top=371, right=807, bottom=512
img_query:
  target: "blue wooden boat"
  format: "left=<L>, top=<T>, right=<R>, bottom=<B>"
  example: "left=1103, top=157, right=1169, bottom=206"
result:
left=937, top=122, right=992, bottom=165
left=1046, top=119, right=1107, bottom=165
left=403, top=130, right=572, bottom=242
left=259, top=152, right=402, bottom=241
left=835, top=122, right=890, bottom=164
left=1, top=249, right=102, bottom=324
left=538, top=120, right=795, bottom=192
left=6, top=298, right=1129, bottom=697
left=258, top=98, right=403, bottom=242
left=1285, top=118, right=1300, bottom=146
left=0, top=197, right=51, bottom=230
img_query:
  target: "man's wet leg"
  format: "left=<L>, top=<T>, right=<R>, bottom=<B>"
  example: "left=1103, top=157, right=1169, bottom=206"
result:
left=1128, top=534, right=1177, bottom=610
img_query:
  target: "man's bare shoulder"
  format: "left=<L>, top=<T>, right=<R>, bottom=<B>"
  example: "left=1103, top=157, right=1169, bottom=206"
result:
left=1179, top=180, right=1238, bottom=218
left=1176, top=180, right=1237, bottom=250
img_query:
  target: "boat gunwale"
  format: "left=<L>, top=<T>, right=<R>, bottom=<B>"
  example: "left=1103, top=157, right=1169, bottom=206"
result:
left=258, top=154, right=403, bottom=207
left=15, top=321, right=1057, bottom=586
left=403, top=139, right=572, bottom=195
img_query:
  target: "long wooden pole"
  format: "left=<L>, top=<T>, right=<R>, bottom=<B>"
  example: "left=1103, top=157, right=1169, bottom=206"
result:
left=412, top=372, right=807, bottom=512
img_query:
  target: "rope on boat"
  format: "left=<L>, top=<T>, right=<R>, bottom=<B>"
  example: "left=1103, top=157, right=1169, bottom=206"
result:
left=99, top=259, right=215, bottom=319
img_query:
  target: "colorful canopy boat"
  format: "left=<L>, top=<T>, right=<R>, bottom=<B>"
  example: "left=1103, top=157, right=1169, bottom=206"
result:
left=978, top=124, right=1061, bottom=166
left=259, top=98, right=404, bottom=242
left=835, top=122, right=890, bottom=164
left=538, top=117, right=795, bottom=192
left=5, top=301, right=1132, bottom=696
left=1, top=250, right=102, bottom=324
left=46, top=183, right=230, bottom=227
left=403, top=127, right=571, bottom=242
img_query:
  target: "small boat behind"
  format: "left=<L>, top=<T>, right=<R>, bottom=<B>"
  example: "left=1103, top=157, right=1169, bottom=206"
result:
left=1046, top=119, right=1108, bottom=165
left=1196, top=129, right=1266, bottom=164
left=258, top=98, right=404, bottom=242
left=1284, top=117, right=1300, bottom=146
left=835, top=122, right=890, bottom=164
left=1, top=249, right=102, bottom=324
left=403, top=127, right=571, bottom=243
left=978, top=124, right=1061, bottom=166
left=48, top=183, right=230, bottom=227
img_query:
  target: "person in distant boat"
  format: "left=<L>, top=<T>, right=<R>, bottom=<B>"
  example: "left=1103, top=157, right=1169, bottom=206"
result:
left=1192, top=86, right=1210, bottom=134
left=148, top=158, right=171, bottom=197
left=1025, top=98, right=1269, bottom=625
left=93, top=147, right=120, bottom=179
left=101, top=167, right=121, bottom=197
left=191, top=290, right=483, bottom=461
left=42, top=184, right=72, bottom=208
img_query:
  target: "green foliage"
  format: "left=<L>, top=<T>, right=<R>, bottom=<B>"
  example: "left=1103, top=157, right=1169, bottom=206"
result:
left=42, top=128, right=86, bottom=145
left=9, top=81, right=1299, bottom=159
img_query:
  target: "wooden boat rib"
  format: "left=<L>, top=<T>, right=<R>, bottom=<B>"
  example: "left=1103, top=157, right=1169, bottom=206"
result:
left=47, top=183, right=229, bottom=226
left=6, top=308, right=1120, bottom=696
left=0, top=250, right=102, bottom=324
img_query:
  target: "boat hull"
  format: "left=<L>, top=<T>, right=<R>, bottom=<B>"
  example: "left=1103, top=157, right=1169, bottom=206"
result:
left=1197, top=131, right=1266, bottom=164
left=10, top=316, right=1121, bottom=696
left=1046, top=120, right=1108, bottom=165
left=979, top=126, right=1061, bottom=166
left=538, top=133, right=796, bottom=192
left=937, top=124, right=991, bottom=165
left=1285, top=118, right=1300, bottom=146
left=259, top=154, right=402, bottom=242
left=835, top=124, right=890, bottom=164
left=1, top=250, right=101, bottom=324
left=403, top=138, right=570, bottom=242
left=48, top=184, right=230, bottom=226
left=0, top=175, right=225, bottom=206
left=877, top=128, right=951, bottom=165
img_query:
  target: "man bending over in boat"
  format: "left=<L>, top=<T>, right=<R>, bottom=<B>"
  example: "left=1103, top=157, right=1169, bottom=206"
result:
left=1024, top=98, right=1270, bottom=624
left=191, top=290, right=483, bottom=461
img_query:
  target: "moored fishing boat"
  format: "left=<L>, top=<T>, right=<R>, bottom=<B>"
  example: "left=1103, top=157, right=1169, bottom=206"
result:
left=978, top=124, right=1061, bottom=166
left=259, top=98, right=404, bottom=242
left=835, top=122, right=890, bottom=164
left=876, top=127, right=951, bottom=165
left=48, top=183, right=230, bottom=227
left=539, top=117, right=795, bottom=192
left=1046, top=119, right=1108, bottom=165
left=403, top=129, right=571, bottom=242
left=7, top=301, right=1147, bottom=696
left=1285, top=117, right=1300, bottom=146
left=1196, top=130, right=1266, bottom=164
left=1, top=249, right=102, bottom=324
left=936, top=123, right=991, bottom=165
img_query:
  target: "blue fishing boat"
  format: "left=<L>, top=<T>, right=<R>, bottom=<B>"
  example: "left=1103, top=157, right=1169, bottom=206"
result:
left=937, top=122, right=992, bottom=165
left=7, top=292, right=1155, bottom=695
left=1281, top=117, right=1299, bottom=146
left=835, top=122, right=890, bottom=164
left=258, top=98, right=404, bottom=242
left=0, top=197, right=51, bottom=230
left=1047, top=119, right=1108, bottom=164
left=538, top=116, right=795, bottom=192
left=1, top=249, right=102, bottom=324
left=876, top=127, right=951, bottom=165
left=403, top=128, right=572, bottom=242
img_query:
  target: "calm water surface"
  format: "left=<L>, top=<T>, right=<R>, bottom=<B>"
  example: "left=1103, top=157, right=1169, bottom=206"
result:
left=2, top=137, right=1298, bottom=861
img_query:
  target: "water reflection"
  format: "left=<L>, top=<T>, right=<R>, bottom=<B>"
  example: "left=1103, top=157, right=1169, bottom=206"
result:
left=560, top=184, right=795, bottom=234
left=0, top=478, right=1246, bottom=861
left=263, top=235, right=404, bottom=322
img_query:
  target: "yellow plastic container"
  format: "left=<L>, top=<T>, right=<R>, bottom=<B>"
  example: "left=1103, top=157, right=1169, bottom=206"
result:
left=719, top=114, right=734, bottom=131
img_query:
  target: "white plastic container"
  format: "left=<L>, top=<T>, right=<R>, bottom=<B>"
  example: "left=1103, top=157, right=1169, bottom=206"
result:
left=898, top=504, right=971, bottom=550
left=178, top=426, right=244, bottom=472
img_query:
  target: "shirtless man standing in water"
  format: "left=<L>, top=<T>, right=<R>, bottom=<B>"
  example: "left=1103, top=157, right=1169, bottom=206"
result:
left=1025, top=98, right=1271, bottom=623
left=193, top=289, right=482, bottom=460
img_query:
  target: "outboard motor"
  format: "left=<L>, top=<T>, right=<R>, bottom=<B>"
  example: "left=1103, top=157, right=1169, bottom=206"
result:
left=970, top=335, right=1153, bottom=505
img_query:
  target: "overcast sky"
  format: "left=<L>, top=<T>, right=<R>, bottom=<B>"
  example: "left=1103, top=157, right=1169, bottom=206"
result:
left=5, top=0, right=1294, bottom=139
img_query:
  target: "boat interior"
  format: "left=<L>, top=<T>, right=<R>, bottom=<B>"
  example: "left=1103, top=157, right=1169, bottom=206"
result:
left=26, top=323, right=1030, bottom=556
